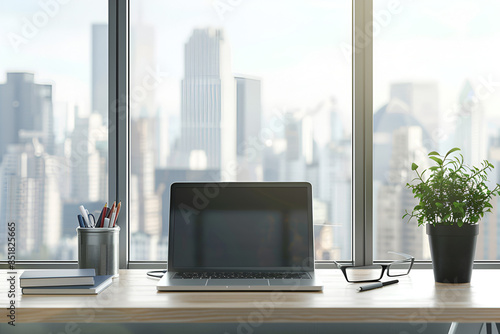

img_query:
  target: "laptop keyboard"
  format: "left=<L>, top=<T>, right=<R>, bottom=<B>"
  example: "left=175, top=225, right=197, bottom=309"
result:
left=173, top=272, right=311, bottom=279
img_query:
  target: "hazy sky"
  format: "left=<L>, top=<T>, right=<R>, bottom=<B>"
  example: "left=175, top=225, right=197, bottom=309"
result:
left=1, top=0, right=500, bottom=139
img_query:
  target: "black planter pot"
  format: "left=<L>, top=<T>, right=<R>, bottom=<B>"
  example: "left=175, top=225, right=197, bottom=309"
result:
left=426, top=224, right=479, bottom=283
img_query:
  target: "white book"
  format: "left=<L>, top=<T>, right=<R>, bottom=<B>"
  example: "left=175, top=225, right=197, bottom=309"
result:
left=22, top=275, right=113, bottom=295
left=20, top=269, right=95, bottom=287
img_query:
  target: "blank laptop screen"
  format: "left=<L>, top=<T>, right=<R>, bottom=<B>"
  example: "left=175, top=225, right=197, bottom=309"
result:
left=169, top=183, right=313, bottom=271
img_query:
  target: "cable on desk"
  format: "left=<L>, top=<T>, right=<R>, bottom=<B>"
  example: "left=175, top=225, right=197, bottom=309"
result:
left=147, top=270, right=167, bottom=278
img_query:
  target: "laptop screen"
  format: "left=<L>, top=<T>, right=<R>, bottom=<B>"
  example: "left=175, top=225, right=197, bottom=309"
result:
left=168, top=182, right=314, bottom=272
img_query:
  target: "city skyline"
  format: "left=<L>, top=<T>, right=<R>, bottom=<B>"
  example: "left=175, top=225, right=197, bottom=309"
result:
left=2, top=0, right=500, bottom=262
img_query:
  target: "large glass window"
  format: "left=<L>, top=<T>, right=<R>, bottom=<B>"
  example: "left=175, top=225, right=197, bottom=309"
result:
left=129, top=0, right=353, bottom=261
left=0, top=1, right=108, bottom=260
left=373, top=0, right=500, bottom=260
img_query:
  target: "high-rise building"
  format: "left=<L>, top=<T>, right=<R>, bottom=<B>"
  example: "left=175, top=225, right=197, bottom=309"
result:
left=0, top=72, right=57, bottom=258
left=0, top=72, right=54, bottom=160
left=130, top=6, right=156, bottom=119
left=70, top=113, right=107, bottom=202
left=130, top=118, right=163, bottom=260
left=390, top=82, right=439, bottom=139
left=376, top=126, right=429, bottom=259
left=0, top=141, right=62, bottom=259
left=92, top=24, right=108, bottom=122
left=454, top=79, right=486, bottom=167
left=235, top=76, right=262, bottom=180
left=179, top=28, right=236, bottom=174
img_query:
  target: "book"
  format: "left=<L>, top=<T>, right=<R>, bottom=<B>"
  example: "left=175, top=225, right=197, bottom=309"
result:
left=22, top=275, right=113, bottom=295
left=20, top=269, right=95, bottom=287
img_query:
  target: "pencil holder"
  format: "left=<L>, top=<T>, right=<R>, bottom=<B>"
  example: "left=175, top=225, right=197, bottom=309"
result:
left=77, top=227, right=120, bottom=277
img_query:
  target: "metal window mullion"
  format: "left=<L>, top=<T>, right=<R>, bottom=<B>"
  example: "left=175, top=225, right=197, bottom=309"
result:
left=109, top=0, right=129, bottom=269
left=352, top=0, right=373, bottom=266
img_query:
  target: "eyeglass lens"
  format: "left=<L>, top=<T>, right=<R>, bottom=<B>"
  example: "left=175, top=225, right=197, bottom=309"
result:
left=345, top=265, right=384, bottom=281
left=387, top=261, right=411, bottom=276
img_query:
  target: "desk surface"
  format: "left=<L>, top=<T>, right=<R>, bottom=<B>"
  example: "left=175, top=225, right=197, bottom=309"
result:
left=2, top=269, right=500, bottom=323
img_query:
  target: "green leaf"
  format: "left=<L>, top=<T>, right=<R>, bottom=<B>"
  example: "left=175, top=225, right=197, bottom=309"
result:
left=411, top=163, right=418, bottom=171
left=445, top=147, right=461, bottom=157
left=429, top=156, right=443, bottom=165
left=428, top=151, right=440, bottom=156
left=429, top=166, right=439, bottom=171
left=435, top=202, right=443, bottom=208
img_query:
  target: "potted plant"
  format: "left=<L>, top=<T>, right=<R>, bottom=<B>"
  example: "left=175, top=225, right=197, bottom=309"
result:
left=403, top=147, right=500, bottom=283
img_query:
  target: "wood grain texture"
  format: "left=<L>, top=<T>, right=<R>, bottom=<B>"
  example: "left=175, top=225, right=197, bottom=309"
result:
left=2, top=269, right=500, bottom=323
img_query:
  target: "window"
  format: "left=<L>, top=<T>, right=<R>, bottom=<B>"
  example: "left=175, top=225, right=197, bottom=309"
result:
left=129, top=0, right=353, bottom=261
left=4, top=1, right=499, bottom=268
left=373, top=0, right=500, bottom=260
left=0, top=0, right=108, bottom=261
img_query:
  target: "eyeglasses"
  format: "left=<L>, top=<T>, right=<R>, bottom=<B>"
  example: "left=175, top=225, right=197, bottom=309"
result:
left=333, top=252, right=415, bottom=283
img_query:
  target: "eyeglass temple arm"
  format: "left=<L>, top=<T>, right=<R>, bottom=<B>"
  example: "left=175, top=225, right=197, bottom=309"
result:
left=332, top=260, right=344, bottom=269
left=387, top=251, right=415, bottom=261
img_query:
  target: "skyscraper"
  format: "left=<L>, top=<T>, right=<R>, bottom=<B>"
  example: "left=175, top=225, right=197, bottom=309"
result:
left=390, top=82, right=439, bottom=139
left=0, top=72, right=60, bottom=258
left=454, top=79, right=486, bottom=167
left=0, top=72, right=54, bottom=160
left=376, top=126, right=429, bottom=259
left=179, top=28, right=236, bottom=174
left=235, top=76, right=262, bottom=180
left=130, top=118, right=162, bottom=237
left=92, top=24, right=108, bottom=122
left=70, top=113, right=107, bottom=202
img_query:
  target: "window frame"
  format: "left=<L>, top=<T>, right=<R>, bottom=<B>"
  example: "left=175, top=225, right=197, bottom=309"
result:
left=2, top=0, right=500, bottom=270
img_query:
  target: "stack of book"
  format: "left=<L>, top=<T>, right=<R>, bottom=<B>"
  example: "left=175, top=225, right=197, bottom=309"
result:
left=20, top=269, right=113, bottom=295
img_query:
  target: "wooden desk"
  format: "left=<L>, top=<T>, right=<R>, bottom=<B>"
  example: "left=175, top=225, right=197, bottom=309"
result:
left=2, top=269, right=500, bottom=323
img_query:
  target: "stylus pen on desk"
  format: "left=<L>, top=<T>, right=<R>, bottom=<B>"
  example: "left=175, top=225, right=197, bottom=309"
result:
left=358, top=279, right=399, bottom=292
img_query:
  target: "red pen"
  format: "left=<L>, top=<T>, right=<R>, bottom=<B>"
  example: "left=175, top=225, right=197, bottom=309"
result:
left=100, top=202, right=107, bottom=227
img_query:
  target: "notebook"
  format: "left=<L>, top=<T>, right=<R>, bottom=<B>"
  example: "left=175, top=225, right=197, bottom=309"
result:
left=157, top=182, right=323, bottom=291
left=22, top=275, right=113, bottom=295
left=20, top=269, right=95, bottom=287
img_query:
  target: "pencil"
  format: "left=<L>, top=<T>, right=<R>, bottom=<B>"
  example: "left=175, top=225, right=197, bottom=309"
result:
left=100, top=202, right=107, bottom=228
left=113, top=201, right=121, bottom=227
left=107, top=201, right=116, bottom=219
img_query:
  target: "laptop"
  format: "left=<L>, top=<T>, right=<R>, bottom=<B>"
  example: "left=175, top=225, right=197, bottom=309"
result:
left=157, top=182, right=323, bottom=291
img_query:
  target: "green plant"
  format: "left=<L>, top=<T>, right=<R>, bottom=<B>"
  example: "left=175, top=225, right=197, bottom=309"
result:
left=403, top=147, right=500, bottom=227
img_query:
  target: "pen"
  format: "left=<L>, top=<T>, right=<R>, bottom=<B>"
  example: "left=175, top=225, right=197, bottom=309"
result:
left=79, top=205, right=90, bottom=228
left=358, top=279, right=399, bottom=292
left=77, top=214, right=85, bottom=228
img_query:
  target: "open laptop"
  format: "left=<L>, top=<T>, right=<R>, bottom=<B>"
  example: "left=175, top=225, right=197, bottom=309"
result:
left=157, top=182, right=323, bottom=291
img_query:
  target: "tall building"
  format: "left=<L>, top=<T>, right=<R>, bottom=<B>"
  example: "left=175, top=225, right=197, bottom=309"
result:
left=376, top=126, right=429, bottom=259
left=280, top=112, right=307, bottom=181
left=0, top=73, right=57, bottom=258
left=0, top=72, right=54, bottom=160
left=0, top=141, right=62, bottom=259
left=235, top=76, right=262, bottom=180
left=453, top=80, right=486, bottom=167
left=179, top=28, right=236, bottom=174
left=390, top=82, right=439, bottom=138
left=70, top=113, right=107, bottom=202
left=130, top=118, right=163, bottom=260
left=130, top=5, right=156, bottom=119
left=92, top=24, right=108, bottom=122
